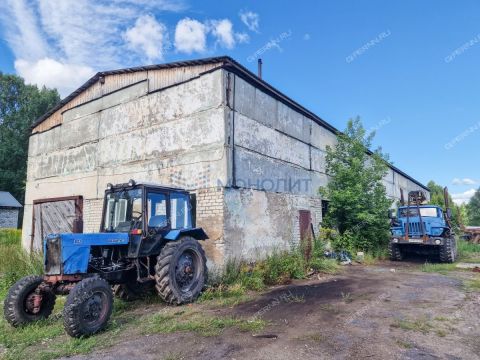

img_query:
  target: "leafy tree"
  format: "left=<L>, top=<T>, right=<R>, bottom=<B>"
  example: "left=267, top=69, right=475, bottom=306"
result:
left=467, top=188, right=480, bottom=225
left=0, top=73, right=60, bottom=205
left=458, top=203, right=470, bottom=226
left=320, top=117, right=393, bottom=253
left=426, top=180, right=461, bottom=228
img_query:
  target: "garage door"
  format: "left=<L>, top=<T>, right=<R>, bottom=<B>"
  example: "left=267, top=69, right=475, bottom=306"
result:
left=32, top=196, right=83, bottom=250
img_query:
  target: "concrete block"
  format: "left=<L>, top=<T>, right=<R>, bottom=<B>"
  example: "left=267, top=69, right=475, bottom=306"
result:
left=277, top=102, right=310, bottom=143
left=233, top=75, right=255, bottom=120
left=311, top=122, right=337, bottom=151
left=235, top=113, right=310, bottom=169
left=59, top=112, right=100, bottom=149
left=254, top=88, right=277, bottom=128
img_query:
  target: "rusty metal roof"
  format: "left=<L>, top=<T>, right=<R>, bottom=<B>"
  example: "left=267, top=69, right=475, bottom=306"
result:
left=31, top=56, right=429, bottom=191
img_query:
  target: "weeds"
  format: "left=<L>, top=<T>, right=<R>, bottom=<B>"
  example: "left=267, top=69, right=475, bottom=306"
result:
left=0, top=229, right=43, bottom=299
left=421, top=262, right=457, bottom=274
left=391, top=318, right=433, bottom=334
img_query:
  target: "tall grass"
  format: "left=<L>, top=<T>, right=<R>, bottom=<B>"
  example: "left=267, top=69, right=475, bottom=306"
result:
left=200, top=237, right=339, bottom=302
left=0, top=229, right=43, bottom=299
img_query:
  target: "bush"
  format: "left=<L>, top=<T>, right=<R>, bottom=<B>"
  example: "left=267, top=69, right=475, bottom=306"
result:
left=0, top=229, right=43, bottom=299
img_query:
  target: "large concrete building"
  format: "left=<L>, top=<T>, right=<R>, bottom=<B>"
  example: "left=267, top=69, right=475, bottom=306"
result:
left=22, top=56, right=429, bottom=265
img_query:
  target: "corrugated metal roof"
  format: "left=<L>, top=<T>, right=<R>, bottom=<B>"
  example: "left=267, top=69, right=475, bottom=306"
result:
left=30, top=55, right=429, bottom=191
left=0, top=191, right=22, bottom=208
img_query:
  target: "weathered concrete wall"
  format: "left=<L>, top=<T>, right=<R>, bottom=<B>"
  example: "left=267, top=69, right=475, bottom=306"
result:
left=0, top=208, right=19, bottom=228
left=222, top=72, right=428, bottom=261
left=23, top=69, right=228, bottom=264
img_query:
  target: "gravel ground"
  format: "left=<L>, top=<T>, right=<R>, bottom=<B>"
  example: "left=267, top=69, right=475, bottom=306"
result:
left=62, top=260, right=480, bottom=360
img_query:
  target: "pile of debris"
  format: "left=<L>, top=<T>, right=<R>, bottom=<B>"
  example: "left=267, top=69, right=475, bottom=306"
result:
left=462, top=226, right=480, bottom=244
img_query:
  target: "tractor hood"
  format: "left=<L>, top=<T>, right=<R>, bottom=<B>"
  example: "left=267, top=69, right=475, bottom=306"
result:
left=391, top=216, right=447, bottom=237
left=44, top=233, right=129, bottom=275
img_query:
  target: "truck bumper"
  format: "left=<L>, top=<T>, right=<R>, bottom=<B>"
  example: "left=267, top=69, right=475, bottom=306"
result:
left=390, top=237, right=444, bottom=246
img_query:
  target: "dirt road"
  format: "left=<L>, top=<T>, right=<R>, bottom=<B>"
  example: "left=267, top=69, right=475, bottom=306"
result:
left=63, top=261, right=480, bottom=360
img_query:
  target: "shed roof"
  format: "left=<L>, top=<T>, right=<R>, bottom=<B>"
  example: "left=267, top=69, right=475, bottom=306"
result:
left=0, top=191, right=22, bottom=208
left=31, top=56, right=429, bottom=192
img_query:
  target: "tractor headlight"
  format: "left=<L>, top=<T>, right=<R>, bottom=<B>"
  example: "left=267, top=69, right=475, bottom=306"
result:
left=392, top=238, right=399, bottom=243
left=107, top=183, right=113, bottom=190
left=435, top=239, right=441, bottom=245
left=128, top=179, right=136, bottom=187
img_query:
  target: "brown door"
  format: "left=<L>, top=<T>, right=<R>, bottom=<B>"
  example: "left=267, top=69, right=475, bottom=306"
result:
left=299, top=210, right=313, bottom=260
left=32, top=196, right=83, bottom=251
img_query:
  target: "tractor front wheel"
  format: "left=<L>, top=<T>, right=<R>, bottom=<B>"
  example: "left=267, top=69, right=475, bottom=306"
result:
left=63, top=277, right=113, bottom=337
left=155, top=236, right=207, bottom=305
left=4, top=276, right=56, bottom=327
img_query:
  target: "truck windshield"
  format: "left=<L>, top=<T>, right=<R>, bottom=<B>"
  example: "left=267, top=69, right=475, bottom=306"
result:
left=103, top=188, right=142, bottom=232
left=399, top=207, right=438, bottom=218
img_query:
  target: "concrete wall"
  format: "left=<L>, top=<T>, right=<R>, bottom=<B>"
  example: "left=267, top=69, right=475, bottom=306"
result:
left=222, top=72, right=429, bottom=261
left=0, top=208, right=19, bottom=228
left=23, top=69, right=228, bottom=263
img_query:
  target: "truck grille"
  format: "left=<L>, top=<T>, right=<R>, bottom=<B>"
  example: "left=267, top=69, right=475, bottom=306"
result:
left=404, top=222, right=427, bottom=235
left=45, top=235, right=62, bottom=275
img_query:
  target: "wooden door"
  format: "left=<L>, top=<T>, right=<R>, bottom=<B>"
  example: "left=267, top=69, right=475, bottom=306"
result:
left=32, top=196, right=83, bottom=251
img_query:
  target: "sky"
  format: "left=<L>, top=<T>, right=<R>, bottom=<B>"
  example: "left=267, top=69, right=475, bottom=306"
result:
left=0, top=0, right=479, bottom=205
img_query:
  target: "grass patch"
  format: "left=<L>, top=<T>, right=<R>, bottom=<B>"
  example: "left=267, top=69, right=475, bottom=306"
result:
left=421, top=262, right=457, bottom=274
left=396, top=339, right=414, bottom=349
left=463, top=278, right=480, bottom=292
left=458, top=240, right=480, bottom=263
left=0, top=229, right=43, bottom=299
left=144, top=310, right=265, bottom=337
left=391, top=318, right=433, bottom=334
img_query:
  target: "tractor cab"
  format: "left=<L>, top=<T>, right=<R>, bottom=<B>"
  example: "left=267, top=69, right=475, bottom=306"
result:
left=102, top=181, right=192, bottom=235
left=390, top=205, right=448, bottom=238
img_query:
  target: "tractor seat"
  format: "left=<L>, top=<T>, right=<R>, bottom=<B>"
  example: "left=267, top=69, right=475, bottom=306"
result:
left=149, top=215, right=167, bottom=228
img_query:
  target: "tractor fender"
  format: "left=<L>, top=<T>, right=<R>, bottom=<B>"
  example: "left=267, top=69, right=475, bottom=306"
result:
left=163, top=228, right=208, bottom=241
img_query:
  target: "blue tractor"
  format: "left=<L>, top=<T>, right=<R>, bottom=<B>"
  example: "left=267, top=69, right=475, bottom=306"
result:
left=388, top=188, right=457, bottom=263
left=4, top=180, right=208, bottom=337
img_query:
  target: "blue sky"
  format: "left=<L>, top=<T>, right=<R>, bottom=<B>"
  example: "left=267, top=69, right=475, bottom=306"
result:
left=0, top=0, right=479, bottom=204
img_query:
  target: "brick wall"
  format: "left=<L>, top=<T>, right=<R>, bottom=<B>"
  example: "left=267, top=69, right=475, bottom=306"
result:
left=195, top=187, right=225, bottom=265
left=83, top=199, right=103, bottom=233
left=0, top=208, right=19, bottom=228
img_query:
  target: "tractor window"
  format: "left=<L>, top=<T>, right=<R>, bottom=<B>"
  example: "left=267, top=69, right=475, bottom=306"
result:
left=104, top=188, right=142, bottom=232
left=147, top=192, right=167, bottom=229
left=170, top=193, right=192, bottom=229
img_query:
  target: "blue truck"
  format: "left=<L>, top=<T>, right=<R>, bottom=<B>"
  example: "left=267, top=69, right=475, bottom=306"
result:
left=4, top=180, right=208, bottom=337
left=388, top=188, right=457, bottom=263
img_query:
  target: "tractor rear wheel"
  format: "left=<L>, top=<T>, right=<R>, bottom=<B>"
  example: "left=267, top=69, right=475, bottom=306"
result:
left=4, top=276, right=56, bottom=327
left=154, top=236, right=207, bottom=305
left=439, top=237, right=456, bottom=263
left=113, top=280, right=154, bottom=301
left=389, top=243, right=403, bottom=261
left=63, top=277, right=113, bottom=337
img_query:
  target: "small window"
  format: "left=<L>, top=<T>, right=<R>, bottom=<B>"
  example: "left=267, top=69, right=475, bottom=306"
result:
left=170, top=193, right=192, bottom=229
left=147, top=193, right=167, bottom=229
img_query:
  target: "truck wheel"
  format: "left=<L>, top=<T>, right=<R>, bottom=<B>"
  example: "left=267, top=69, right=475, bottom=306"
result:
left=155, top=236, right=207, bottom=305
left=4, top=275, right=56, bottom=327
left=439, top=237, right=456, bottom=263
left=389, top=243, right=403, bottom=261
left=113, top=280, right=154, bottom=301
left=63, top=277, right=113, bottom=337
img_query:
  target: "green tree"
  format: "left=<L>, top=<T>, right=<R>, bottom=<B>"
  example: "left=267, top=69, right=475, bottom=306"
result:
left=0, top=73, right=60, bottom=205
left=426, top=180, right=460, bottom=228
left=467, top=188, right=480, bottom=225
left=320, top=117, right=393, bottom=252
left=458, top=203, right=470, bottom=226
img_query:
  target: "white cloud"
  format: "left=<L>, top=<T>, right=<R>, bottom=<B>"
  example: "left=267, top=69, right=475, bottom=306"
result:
left=123, top=15, right=169, bottom=63
left=15, top=58, right=95, bottom=97
left=239, top=10, right=259, bottom=32
left=174, top=18, right=207, bottom=54
left=210, top=19, right=236, bottom=49
left=452, top=178, right=477, bottom=186
left=235, top=32, right=250, bottom=44
left=452, top=188, right=476, bottom=205
left=0, top=0, right=184, bottom=97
